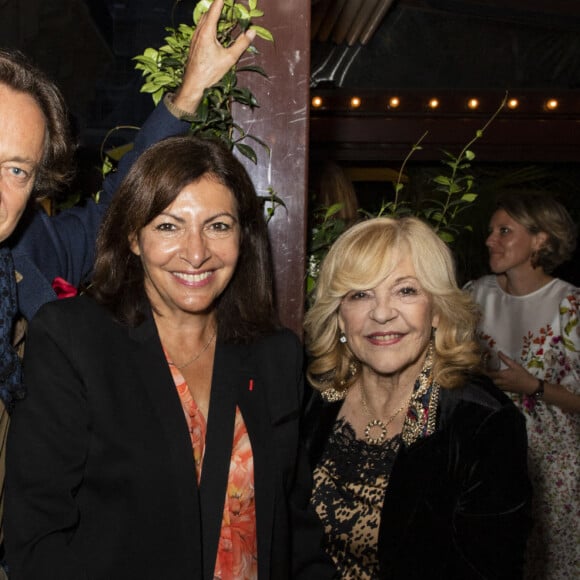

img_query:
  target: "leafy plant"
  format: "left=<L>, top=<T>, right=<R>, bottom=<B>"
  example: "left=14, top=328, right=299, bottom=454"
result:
left=371, top=130, right=428, bottom=220
left=307, top=203, right=351, bottom=295
left=417, top=93, right=507, bottom=242
left=133, top=0, right=273, bottom=164
left=306, top=95, right=509, bottom=290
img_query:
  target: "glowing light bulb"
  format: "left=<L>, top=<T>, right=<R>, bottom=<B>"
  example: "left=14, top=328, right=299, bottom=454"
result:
left=545, top=99, right=559, bottom=110
left=467, top=98, right=479, bottom=110
left=507, top=98, right=519, bottom=109
left=388, top=96, right=400, bottom=109
left=311, top=96, right=323, bottom=108
left=428, top=98, right=439, bottom=109
left=350, top=96, right=361, bottom=109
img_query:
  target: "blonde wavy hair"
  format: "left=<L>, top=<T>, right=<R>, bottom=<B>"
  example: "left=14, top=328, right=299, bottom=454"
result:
left=304, top=217, right=482, bottom=392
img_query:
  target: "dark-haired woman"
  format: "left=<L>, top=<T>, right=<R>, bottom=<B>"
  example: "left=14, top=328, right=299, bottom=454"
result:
left=4, top=135, right=331, bottom=580
left=465, top=192, right=580, bottom=579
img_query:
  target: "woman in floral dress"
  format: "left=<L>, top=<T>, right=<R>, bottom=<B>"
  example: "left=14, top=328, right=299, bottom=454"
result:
left=465, top=191, right=580, bottom=579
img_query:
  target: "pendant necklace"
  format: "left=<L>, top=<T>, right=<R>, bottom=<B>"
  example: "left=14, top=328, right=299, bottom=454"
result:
left=359, top=384, right=411, bottom=445
left=172, top=328, right=216, bottom=371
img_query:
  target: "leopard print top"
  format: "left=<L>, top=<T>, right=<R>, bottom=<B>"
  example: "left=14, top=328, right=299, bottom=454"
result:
left=312, top=418, right=401, bottom=578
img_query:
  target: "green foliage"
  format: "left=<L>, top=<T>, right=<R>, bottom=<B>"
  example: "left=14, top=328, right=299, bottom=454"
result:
left=307, top=204, right=352, bottom=296
left=133, top=0, right=273, bottom=164
left=306, top=95, right=509, bottom=290
left=414, top=95, right=507, bottom=243
left=261, top=186, right=286, bottom=223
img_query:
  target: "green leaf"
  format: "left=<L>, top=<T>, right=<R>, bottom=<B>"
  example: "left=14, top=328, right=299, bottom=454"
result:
left=464, top=150, right=475, bottom=161
left=238, top=65, right=269, bottom=77
left=250, top=25, right=274, bottom=42
left=193, top=0, right=212, bottom=25
left=234, top=4, right=250, bottom=19
left=133, top=55, right=159, bottom=68
left=235, top=142, right=258, bottom=164
left=152, top=87, right=165, bottom=106
left=140, top=82, right=161, bottom=94
left=244, top=133, right=271, bottom=155
left=432, top=175, right=452, bottom=186
left=438, top=230, right=455, bottom=243
left=151, top=73, right=175, bottom=84
left=461, top=193, right=478, bottom=202
left=325, top=203, right=344, bottom=218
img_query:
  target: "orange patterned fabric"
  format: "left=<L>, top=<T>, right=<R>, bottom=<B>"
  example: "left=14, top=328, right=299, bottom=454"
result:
left=167, top=358, right=258, bottom=579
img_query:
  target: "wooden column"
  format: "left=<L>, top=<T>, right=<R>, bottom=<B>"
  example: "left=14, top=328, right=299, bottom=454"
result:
left=234, top=0, right=310, bottom=337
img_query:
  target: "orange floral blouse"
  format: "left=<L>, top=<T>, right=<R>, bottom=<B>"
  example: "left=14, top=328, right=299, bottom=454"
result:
left=167, top=358, right=258, bottom=579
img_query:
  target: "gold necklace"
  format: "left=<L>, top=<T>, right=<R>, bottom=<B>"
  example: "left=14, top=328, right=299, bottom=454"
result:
left=172, top=329, right=216, bottom=371
left=359, top=384, right=411, bottom=445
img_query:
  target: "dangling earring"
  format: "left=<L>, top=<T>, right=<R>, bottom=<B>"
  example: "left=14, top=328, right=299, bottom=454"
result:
left=339, top=359, right=359, bottom=387
left=430, top=328, right=437, bottom=352
left=339, top=332, right=347, bottom=344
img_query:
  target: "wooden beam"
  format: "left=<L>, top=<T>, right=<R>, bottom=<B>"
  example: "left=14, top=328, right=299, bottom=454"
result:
left=234, top=0, right=310, bottom=336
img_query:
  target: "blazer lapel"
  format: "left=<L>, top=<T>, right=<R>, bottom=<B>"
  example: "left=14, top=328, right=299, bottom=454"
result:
left=128, top=316, right=200, bottom=501
left=199, top=341, right=278, bottom=580
left=199, top=341, right=247, bottom=580
left=236, top=351, right=277, bottom=580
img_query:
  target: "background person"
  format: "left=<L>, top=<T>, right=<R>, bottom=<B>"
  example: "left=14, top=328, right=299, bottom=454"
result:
left=5, top=134, right=331, bottom=580
left=465, top=191, right=580, bottom=579
left=304, top=216, right=531, bottom=579
left=312, top=160, right=359, bottom=227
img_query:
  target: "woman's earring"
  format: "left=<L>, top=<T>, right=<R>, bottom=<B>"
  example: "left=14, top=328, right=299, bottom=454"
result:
left=339, top=332, right=347, bottom=344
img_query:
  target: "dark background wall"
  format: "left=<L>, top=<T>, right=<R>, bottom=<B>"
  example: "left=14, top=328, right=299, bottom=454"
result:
left=2, top=0, right=578, bottom=318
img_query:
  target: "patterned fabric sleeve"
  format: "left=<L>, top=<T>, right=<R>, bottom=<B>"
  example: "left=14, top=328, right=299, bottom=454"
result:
left=557, top=289, right=580, bottom=391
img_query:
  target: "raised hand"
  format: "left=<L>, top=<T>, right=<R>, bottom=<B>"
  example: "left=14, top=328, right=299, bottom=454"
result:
left=488, top=351, right=539, bottom=395
left=173, top=0, right=256, bottom=114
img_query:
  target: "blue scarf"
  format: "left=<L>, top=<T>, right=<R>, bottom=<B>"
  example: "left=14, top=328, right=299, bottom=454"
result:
left=0, top=247, right=24, bottom=413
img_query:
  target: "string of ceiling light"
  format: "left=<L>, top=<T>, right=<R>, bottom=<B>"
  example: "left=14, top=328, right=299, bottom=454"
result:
left=310, top=92, right=569, bottom=114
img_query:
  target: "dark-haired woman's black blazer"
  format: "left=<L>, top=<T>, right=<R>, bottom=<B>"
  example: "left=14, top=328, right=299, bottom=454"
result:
left=304, top=375, right=532, bottom=579
left=5, top=295, right=332, bottom=580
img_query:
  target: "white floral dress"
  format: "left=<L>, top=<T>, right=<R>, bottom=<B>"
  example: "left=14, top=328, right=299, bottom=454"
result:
left=465, top=276, right=580, bottom=579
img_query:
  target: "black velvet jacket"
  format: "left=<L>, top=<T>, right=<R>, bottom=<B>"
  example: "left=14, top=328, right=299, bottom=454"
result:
left=304, top=374, right=532, bottom=579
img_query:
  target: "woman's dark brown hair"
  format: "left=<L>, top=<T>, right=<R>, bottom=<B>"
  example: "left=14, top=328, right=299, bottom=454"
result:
left=90, top=134, right=278, bottom=342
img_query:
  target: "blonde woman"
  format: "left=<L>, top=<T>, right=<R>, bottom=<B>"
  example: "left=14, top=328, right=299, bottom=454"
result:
left=304, top=217, right=531, bottom=579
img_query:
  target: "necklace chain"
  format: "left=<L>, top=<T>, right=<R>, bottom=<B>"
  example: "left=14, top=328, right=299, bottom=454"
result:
left=359, top=384, right=411, bottom=445
left=173, top=329, right=216, bottom=371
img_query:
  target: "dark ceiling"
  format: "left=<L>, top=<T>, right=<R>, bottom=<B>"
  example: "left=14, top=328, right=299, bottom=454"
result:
left=309, top=0, right=580, bottom=163
left=1, top=0, right=579, bottom=159
left=311, top=0, right=580, bottom=89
